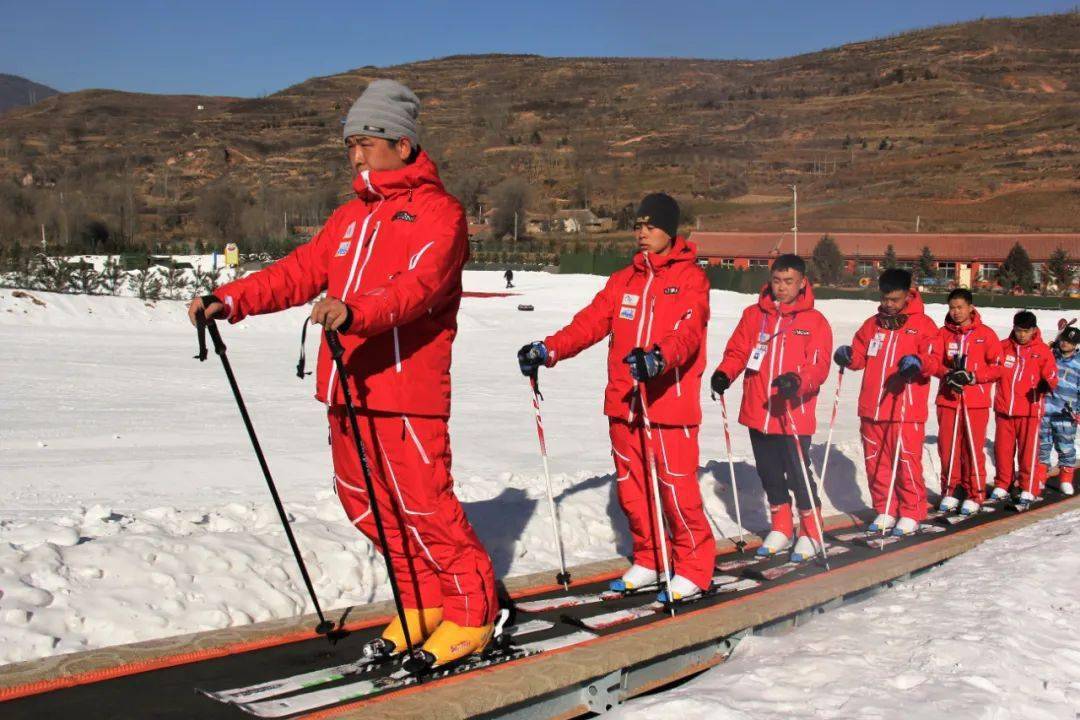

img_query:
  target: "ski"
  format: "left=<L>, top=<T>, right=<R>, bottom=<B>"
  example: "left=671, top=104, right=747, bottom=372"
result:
left=575, top=578, right=762, bottom=631
left=235, top=631, right=596, bottom=718
left=205, top=619, right=555, bottom=705
left=515, top=583, right=664, bottom=613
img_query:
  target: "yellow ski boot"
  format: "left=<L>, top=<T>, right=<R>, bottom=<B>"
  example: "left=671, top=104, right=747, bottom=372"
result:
left=366, top=607, right=443, bottom=659
left=406, top=620, right=494, bottom=671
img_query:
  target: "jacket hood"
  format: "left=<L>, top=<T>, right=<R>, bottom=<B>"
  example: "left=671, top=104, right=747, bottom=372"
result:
left=352, top=150, right=445, bottom=201
left=633, top=236, right=697, bottom=272
left=756, top=280, right=816, bottom=316
left=942, top=308, right=985, bottom=335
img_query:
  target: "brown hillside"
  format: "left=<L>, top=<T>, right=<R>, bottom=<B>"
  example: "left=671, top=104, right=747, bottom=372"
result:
left=1, top=12, right=1078, bottom=250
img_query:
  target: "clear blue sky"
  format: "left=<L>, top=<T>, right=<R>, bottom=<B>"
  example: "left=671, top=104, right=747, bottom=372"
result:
left=1, top=0, right=1073, bottom=97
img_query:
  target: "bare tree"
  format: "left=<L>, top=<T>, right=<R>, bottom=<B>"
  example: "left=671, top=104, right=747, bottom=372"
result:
left=491, top=177, right=531, bottom=240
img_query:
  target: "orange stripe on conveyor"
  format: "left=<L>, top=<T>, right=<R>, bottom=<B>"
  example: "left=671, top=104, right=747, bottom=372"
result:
left=0, top=568, right=625, bottom=703
left=298, top=508, right=1051, bottom=720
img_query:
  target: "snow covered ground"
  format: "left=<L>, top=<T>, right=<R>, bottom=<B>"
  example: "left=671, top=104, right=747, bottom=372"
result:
left=0, top=271, right=1074, bottom=676
left=615, top=507, right=1080, bottom=720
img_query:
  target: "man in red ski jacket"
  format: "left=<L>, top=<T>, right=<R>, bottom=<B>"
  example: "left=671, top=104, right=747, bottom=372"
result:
left=992, top=311, right=1058, bottom=505
left=187, top=80, right=498, bottom=667
left=518, top=193, right=715, bottom=603
left=711, top=254, right=832, bottom=561
left=932, top=289, right=1003, bottom=513
left=833, top=269, right=940, bottom=535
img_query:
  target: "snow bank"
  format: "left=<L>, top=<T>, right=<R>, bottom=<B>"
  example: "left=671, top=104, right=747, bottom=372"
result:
left=0, top=273, right=1073, bottom=668
left=615, top=508, right=1080, bottom=720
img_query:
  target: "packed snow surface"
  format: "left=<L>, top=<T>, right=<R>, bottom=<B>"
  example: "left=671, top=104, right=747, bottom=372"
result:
left=0, top=272, right=1075, bottom=687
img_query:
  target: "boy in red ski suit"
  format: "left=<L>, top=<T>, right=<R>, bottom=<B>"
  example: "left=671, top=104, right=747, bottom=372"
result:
left=833, top=269, right=940, bottom=536
left=188, top=80, right=498, bottom=668
left=932, top=289, right=1002, bottom=514
left=991, top=311, right=1058, bottom=505
left=711, top=254, right=832, bottom=562
left=519, top=193, right=715, bottom=602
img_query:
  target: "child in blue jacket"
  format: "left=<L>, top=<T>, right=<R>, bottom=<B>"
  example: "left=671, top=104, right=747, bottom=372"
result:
left=1041, top=324, right=1080, bottom=495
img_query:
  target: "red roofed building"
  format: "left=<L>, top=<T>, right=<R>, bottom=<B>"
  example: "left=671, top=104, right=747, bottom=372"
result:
left=688, top=232, right=1080, bottom=287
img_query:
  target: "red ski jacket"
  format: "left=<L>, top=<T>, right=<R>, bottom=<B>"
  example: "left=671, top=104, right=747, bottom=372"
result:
left=544, top=237, right=709, bottom=426
left=932, top=310, right=1003, bottom=409
left=994, top=330, right=1058, bottom=417
left=215, top=152, right=468, bottom=418
left=846, top=290, right=940, bottom=423
left=715, top=283, right=832, bottom=435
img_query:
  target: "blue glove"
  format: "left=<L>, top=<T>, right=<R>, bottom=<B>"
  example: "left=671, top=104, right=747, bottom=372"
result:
left=624, top=347, right=665, bottom=381
left=517, top=341, right=548, bottom=376
left=834, top=345, right=853, bottom=368
left=898, top=354, right=922, bottom=378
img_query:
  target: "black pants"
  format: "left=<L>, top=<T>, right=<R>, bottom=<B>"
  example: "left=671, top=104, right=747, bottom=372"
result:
left=749, top=428, right=820, bottom=512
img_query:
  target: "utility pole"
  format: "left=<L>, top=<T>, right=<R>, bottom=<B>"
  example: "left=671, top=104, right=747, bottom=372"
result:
left=513, top=211, right=518, bottom=242
left=915, top=215, right=921, bottom=232
left=790, top=184, right=798, bottom=256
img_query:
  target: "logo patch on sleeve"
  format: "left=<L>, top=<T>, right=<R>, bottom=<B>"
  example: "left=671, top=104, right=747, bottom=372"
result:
left=792, top=328, right=810, bottom=336
left=343, top=221, right=356, bottom=239
left=392, top=211, right=416, bottom=222
left=335, top=240, right=351, bottom=256
left=619, top=306, right=636, bottom=320
left=621, top=293, right=640, bottom=306
left=664, top=286, right=679, bottom=295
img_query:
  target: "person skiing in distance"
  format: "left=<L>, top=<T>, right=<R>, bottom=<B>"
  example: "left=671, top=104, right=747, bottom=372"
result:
left=932, top=288, right=1003, bottom=514
left=833, top=269, right=939, bottom=536
left=518, top=193, right=716, bottom=602
left=991, top=311, right=1058, bottom=505
left=186, top=80, right=499, bottom=668
left=711, top=254, right=832, bottom=561
left=504, top=267, right=514, bottom=289
left=1039, top=324, right=1079, bottom=495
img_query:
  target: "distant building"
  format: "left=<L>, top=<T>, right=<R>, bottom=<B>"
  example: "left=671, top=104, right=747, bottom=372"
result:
left=689, top=231, right=1080, bottom=287
left=553, top=209, right=614, bottom=234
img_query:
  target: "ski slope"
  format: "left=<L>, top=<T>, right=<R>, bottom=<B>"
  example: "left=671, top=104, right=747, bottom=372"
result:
left=0, top=272, right=1074, bottom=675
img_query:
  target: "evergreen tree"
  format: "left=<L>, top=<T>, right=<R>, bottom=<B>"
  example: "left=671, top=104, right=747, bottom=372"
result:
left=811, top=234, right=845, bottom=285
left=128, top=269, right=163, bottom=301
left=883, top=244, right=898, bottom=269
left=998, top=242, right=1035, bottom=293
left=1045, top=246, right=1074, bottom=293
left=192, top=266, right=223, bottom=296
left=917, top=246, right=936, bottom=280
left=161, top=263, right=191, bottom=300
left=72, top=261, right=101, bottom=295
left=34, top=256, right=76, bottom=293
left=99, top=257, right=127, bottom=295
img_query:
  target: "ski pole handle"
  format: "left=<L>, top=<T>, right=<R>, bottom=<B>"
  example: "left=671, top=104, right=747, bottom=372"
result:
left=325, top=329, right=345, bottom=359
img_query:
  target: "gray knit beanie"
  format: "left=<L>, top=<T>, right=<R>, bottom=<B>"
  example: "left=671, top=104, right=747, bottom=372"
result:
left=342, top=79, right=420, bottom=145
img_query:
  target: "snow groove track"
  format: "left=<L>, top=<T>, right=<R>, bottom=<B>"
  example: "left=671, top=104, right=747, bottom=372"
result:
left=1, top=492, right=1077, bottom=720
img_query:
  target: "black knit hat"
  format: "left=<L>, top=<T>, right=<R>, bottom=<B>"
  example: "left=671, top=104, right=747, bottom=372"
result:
left=1060, top=325, right=1080, bottom=345
left=1013, top=311, right=1037, bottom=329
left=634, top=193, right=680, bottom=240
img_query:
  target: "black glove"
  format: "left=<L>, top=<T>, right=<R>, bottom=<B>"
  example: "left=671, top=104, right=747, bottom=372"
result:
left=517, top=341, right=548, bottom=376
left=772, top=372, right=801, bottom=399
left=944, top=369, right=975, bottom=393
left=624, top=346, right=664, bottom=381
left=1036, top=378, right=1053, bottom=395
left=710, top=370, right=731, bottom=396
left=834, top=345, right=853, bottom=368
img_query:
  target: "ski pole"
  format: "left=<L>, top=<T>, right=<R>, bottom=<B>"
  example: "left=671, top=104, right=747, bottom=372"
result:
left=781, top=408, right=830, bottom=570
left=194, top=313, right=334, bottom=638
left=817, top=368, right=845, bottom=497
left=527, top=372, right=571, bottom=590
left=718, top=395, right=747, bottom=552
left=1026, top=390, right=1046, bottom=498
left=636, top=382, right=674, bottom=614
left=959, top=392, right=983, bottom=502
left=942, top=355, right=966, bottom=501
left=324, top=330, right=415, bottom=657
left=881, top=388, right=909, bottom=541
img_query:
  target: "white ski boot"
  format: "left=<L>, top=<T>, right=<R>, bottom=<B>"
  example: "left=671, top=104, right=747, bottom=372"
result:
left=609, top=564, right=659, bottom=593
left=657, top=575, right=703, bottom=604
left=989, top=487, right=1010, bottom=501
left=756, top=530, right=792, bottom=557
left=1061, top=482, right=1075, bottom=496
left=938, top=495, right=960, bottom=513
left=1016, top=490, right=1036, bottom=510
left=868, top=514, right=896, bottom=533
left=960, top=499, right=980, bottom=516
left=891, top=517, right=919, bottom=536
left=790, top=534, right=823, bottom=563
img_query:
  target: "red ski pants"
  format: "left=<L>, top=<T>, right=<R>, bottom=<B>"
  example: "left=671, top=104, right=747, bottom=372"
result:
left=608, top=419, right=716, bottom=590
left=994, top=413, right=1043, bottom=496
left=936, top=405, right=990, bottom=502
left=329, top=408, right=498, bottom=627
left=860, top=419, right=928, bottom=521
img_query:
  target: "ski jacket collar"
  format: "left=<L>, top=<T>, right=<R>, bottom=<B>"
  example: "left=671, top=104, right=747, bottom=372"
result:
left=942, top=308, right=986, bottom=335
left=1008, top=328, right=1046, bottom=351
left=632, top=236, right=696, bottom=273
left=351, top=150, right=445, bottom=201
left=756, top=281, right=816, bottom=317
